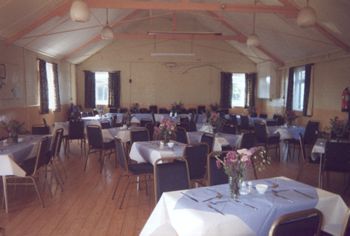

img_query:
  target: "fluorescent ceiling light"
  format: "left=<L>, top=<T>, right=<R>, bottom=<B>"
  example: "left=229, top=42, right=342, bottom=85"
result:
left=150, top=52, right=195, bottom=57
left=148, top=31, right=222, bottom=36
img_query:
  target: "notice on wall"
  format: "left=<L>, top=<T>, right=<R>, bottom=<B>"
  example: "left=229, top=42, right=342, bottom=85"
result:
left=0, top=63, right=22, bottom=100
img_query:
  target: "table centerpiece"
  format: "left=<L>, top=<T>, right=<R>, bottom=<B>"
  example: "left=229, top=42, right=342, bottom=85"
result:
left=0, top=119, right=26, bottom=143
left=155, top=118, right=177, bottom=145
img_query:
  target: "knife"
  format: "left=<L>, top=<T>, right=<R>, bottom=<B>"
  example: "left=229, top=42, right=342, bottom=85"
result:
left=272, top=190, right=294, bottom=203
left=207, top=204, right=225, bottom=215
left=232, top=199, right=258, bottom=210
left=293, top=189, right=315, bottom=199
left=181, top=192, right=199, bottom=202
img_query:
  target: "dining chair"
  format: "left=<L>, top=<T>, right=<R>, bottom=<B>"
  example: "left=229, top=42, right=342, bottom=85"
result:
left=159, top=108, right=169, bottom=114
left=5, top=136, right=51, bottom=210
left=175, top=126, right=188, bottom=144
left=268, top=208, right=323, bottom=236
left=145, top=122, right=155, bottom=140
left=85, top=125, right=114, bottom=173
left=240, top=132, right=256, bottom=149
left=111, top=138, right=153, bottom=208
left=222, top=124, right=237, bottom=134
left=32, top=125, right=50, bottom=135
left=240, top=115, right=254, bottom=133
left=65, top=120, right=85, bottom=155
left=130, top=129, right=150, bottom=144
left=254, top=121, right=280, bottom=160
left=100, top=120, right=111, bottom=129
left=322, top=140, right=350, bottom=190
left=197, top=105, right=206, bottom=114
left=207, top=151, right=229, bottom=186
left=149, top=105, right=158, bottom=114
left=154, top=157, right=190, bottom=202
left=200, top=133, right=214, bottom=154
left=119, top=107, right=128, bottom=113
left=259, top=113, right=268, bottom=119
left=184, top=143, right=209, bottom=186
left=187, top=120, right=197, bottom=132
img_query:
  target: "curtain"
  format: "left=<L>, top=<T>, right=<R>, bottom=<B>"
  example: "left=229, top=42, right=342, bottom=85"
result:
left=286, top=67, right=295, bottom=111
left=220, top=72, right=232, bottom=109
left=84, top=71, right=96, bottom=108
left=38, top=59, right=49, bottom=114
left=108, top=71, right=121, bottom=108
left=303, top=64, right=314, bottom=116
left=52, top=63, right=61, bottom=112
left=245, top=73, right=256, bottom=108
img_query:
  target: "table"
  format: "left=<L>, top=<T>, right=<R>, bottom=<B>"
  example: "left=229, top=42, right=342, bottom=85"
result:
left=0, top=135, right=48, bottom=213
left=268, top=125, right=305, bottom=161
left=129, top=140, right=186, bottom=164
left=187, top=131, right=242, bottom=152
left=141, top=176, right=348, bottom=236
left=101, top=126, right=147, bottom=143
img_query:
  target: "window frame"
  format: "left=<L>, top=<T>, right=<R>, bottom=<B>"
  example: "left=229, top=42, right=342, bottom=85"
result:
left=231, top=73, right=246, bottom=108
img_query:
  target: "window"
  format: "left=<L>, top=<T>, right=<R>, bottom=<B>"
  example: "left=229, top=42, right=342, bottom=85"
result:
left=292, top=66, right=305, bottom=111
left=231, top=73, right=246, bottom=107
left=38, top=59, right=60, bottom=113
left=45, top=62, right=57, bottom=110
left=95, top=72, right=109, bottom=105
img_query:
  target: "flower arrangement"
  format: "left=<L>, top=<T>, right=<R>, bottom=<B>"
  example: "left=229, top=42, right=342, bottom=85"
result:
left=0, top=119, right=26, bottom=142
left=155, top=118, right=177, bottom=143
left=215, top=147, right=269, bottom=198
left=284, top=110, right=297, bottom=126
left=328, top=116, right=347, bottom=139
left=209, top=103, right=220, bottom=112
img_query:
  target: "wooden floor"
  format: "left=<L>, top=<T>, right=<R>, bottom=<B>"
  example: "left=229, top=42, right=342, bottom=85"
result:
left=1, top=143, right=350, bottom=236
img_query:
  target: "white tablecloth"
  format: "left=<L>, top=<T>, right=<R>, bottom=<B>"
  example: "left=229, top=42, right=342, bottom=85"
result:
left=187, top=131, right=242, bottom=151
left=101, top=126, right=147, bottom=143
left=141, top=176, right=348, bottom=236
left=129, top=140, right=186, bottom=164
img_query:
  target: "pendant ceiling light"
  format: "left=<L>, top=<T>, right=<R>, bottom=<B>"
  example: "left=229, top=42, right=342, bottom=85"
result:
left=101, top=9, right=114, bottom=40
left=246, top=0, right=260, bottom=47
left=70, top=0, right=90, bottom=22
left=297, top=0, right=317, bottom=27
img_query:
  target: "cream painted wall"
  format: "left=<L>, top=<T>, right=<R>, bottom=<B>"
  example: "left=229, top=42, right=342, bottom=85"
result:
left=0, top=40, right=74, bottom=134
left=262, top=53, right=350, bottom=130
left=76, top=39, right=256, bottom=109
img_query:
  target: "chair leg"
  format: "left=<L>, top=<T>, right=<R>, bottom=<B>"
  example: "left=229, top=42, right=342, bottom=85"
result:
left=119, top=176, right=130, bottom=209
left=51, top=163, right=64, bottom=192
left=112, top=175, right=123, bottom=200
left=99, top=150, right=104, bottom=173
left=29, top=177, right=45, bottom=208
left=144, top=175, right=148, bottom=196
left=84, top=151, right=90, bottom=171
left=2, top=177, right=9, bottom=213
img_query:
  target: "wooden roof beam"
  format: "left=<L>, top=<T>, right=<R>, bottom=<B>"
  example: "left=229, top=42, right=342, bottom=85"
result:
left=86, top=0, right=298, bottom=15
left=207, top=11, right=284, bottom=66
left=6, top=1, right=71, bottom=44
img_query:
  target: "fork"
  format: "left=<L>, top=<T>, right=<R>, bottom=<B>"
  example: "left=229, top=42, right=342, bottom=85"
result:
left=272, top=190, right=294, bottom=203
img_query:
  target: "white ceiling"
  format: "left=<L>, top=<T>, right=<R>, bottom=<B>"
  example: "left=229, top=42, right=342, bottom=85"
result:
left=0, top=0, right=349, bottom=66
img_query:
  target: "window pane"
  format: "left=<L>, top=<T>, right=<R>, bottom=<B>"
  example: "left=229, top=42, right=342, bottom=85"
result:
left=231, top=73, right=246, bottom=107
left=95, top=72, right=109, bottom=105
left=45, top=62, right=56, bottom=110
left=292, top=66, right=305, bottom=111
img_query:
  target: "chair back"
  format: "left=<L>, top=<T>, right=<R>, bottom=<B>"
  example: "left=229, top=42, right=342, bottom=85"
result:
left=207, top=152, right=229, bottom=185
left=145, top=122, right=154, bottom=140
left=222, top=124, right=236, bottom=134
left=304, top=121, right=319, bottom=145
left=51, top=128, right=63, bottom=157
left=86, top=125, right=103, bottom=149
left=266, top=120, right=277, bottom=126
left=180, top=117, right=190, bottom=124
left=149, top=105, right=158, bottom=114
left=188, top=121, right=197, bottom=132
left=109, top=107, right=118, bottom=113
left=139, top=108, right=149, bottom=113
left=35, top=136, right=52, bottom=173
left=130, top=129, right=150, bottom=144
left=254, top=121, right=268, bottom=143
left=259, top=113, right=268, bottom=119
left=32, top=125, right=50, bottom=135
left=140, top=119, right=152, bottom=127
left=68, top=120, right=84, bottom=139
left=114, top=138, right=129, bottom=172
left=197, top=105, right=206, bottom=114
left=268, top=208, right=322, bottom=236
left=100, top=121, right=111, bottom=129
left=154, top=157, right=190, bottom=202
left=240, top=115, right=250, bottom=129
left=184, top=143, right=209, bottom=180
left=250, top=112, right=257, bottom=118
left=200, top=133, right=214, bottom=153
left=230, top=114, right=238, bottom=126
left=159, top=108, right=169, bottom=114
left=240, top=132, right=256, bottom=149
left=323, top=140, right=350, bottom=173
left=176, top=127, right=188, bottom=144
left=120, top=107, right=128, bottom=113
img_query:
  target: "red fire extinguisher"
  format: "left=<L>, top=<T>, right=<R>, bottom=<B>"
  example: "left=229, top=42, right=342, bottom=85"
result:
left=341, top=87, right=350, bottom=112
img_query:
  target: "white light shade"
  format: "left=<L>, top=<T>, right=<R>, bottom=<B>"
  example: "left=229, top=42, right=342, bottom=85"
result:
left=297, top=6, right=317, bottom=27
left=100, top=25, right=114, bottom=40
left=246, top=34, right=260, bottom=47
left=70, top=0, right=90, bottom=22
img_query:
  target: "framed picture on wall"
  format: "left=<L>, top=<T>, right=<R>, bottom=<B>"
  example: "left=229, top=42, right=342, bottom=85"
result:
left=0, top=64, right=5, bottom=80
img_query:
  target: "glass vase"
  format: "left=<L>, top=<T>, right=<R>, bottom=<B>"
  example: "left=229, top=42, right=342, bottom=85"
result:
left=228, top=175, right=241, bottom=199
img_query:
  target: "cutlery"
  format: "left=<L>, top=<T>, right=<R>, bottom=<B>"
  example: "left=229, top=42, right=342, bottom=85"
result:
left=232, top=199, right=258, bottom=210
left=207, top=204, right=225, bottom=215
left=181, top=192, right=199, bottom=202
left=293, top=189, right=315, bottom=199
left=272, top=190, right=294, bottom=203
